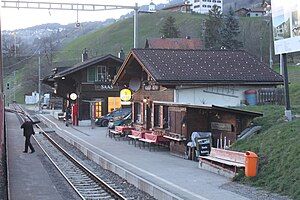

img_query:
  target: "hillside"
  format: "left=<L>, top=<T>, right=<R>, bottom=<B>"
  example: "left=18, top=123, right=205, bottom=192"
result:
left=56, top=11, right=271, bottom=65
left=231, top=66, right=300, bottom=199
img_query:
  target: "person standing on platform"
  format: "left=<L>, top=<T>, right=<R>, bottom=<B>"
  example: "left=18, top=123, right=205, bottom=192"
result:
left=65, top=107, right=72, bottom=126
left=20, top=118, right=40, bottom=153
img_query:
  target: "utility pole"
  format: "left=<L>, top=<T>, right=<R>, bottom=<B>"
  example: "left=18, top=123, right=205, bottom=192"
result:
left=14, top=31, right=17, bottom=58
left=267, top=18, right=273, bottom=68
left=133, top=3, right=138, bottom=48
left=38, top=50, right=41, bottom=111
left=281, top=54, right=292, bottom=121
left=13, top=70, right=16, bottom=101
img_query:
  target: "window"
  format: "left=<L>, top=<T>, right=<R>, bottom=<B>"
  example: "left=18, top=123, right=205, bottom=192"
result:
left=194, top=5, right=200, bottom=8
left=207, top=0, right=211, bottom=2
left=87, top=67, right=96, bottom=82
left=134, top=102, right=142, bottom=124
left=154, top=105, right=161, bottom=127
left=163, top=106, right=169, bottom=129
left=97, top=66, right=107, bottom=82
left=217, top=0, right=221, bottom=3
left=202, top=5, right=207, bottom=7
left=207, top=5, right=211, bottom=8
left=94, top=101, right=102, bottom=118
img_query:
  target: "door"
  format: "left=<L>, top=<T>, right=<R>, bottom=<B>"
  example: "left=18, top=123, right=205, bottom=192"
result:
left=108, top=97, right=121, bottom=112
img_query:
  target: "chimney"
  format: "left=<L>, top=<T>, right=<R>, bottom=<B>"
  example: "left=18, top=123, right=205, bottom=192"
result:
left=118, top=48, right=125, bottom=60
left=82, top=48, right=88, bottom=62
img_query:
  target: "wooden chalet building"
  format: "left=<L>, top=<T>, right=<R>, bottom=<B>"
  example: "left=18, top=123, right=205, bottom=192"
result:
left=113, top=49, right=283, bottom=156
left=161, top=2, right=192, bottom=13
left=43, top=54, right=124, bottom=122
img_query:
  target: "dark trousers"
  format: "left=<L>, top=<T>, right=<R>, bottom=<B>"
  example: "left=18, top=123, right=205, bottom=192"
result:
left=24, top=136, right=34, bottom=152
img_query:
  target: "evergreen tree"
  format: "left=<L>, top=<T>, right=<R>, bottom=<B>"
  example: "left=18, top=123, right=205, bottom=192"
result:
left=204, top=5, right=223, bottom=49
left=221, top=7, right=243, bottom=50
left=160, top=16, right=180, bottom=38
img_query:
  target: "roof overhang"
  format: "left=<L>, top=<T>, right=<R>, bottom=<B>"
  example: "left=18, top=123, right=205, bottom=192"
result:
left=153, top=101, right=263, bottom=117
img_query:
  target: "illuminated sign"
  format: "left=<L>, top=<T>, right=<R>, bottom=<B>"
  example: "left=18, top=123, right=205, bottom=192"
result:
left=70, top=93, right=78, bottom=101
left=120, top=89, right=132, bottom=101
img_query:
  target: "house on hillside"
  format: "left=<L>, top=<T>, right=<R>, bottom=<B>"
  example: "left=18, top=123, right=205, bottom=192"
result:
left=190, top=0, right=223, bottom=14
left=161, top=1, right=192, bottom=13
left=43, top=53, right=124, bottom=123
left=148, top=1, right=156, bottom=12
left=235, top=7, right=266, bottom=17
left=145, top=37, right=203, bottom=49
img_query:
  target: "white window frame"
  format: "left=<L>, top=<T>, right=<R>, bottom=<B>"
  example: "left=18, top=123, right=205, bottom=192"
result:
left=97, top=65, right=107, bottom=82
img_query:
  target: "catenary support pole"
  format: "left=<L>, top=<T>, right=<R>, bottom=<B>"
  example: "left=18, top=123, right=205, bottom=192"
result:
left=133, top=3, right=138, bottom=48
left=38, top=51, right=41, bottom=111
left=281, top=53, right=292, bottom=121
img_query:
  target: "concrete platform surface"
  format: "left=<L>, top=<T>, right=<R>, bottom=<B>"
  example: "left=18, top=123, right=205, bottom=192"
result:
left=39, top=114, right=250, bottom=200
left=6, top=112, right=64, bottom=200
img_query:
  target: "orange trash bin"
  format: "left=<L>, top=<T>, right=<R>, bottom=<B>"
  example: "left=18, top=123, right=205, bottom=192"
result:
left=245, top=151, right=258, bottom=177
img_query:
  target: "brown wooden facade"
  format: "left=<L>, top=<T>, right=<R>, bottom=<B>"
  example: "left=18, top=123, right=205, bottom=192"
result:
left=43, top=54, right=124, bottom=121
left=151, top=101, right=262, bottom=156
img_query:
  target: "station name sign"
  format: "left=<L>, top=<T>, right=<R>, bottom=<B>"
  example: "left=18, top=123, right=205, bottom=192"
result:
left=211, top=122, right=233, bottom=132
left=144, top=84, right=160, bottom=91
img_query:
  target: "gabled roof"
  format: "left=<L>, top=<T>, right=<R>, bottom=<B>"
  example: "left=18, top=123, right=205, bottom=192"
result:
left=55, top=54, right=123, bottom=78
left=162, top=2, right=191, bottom=10
left=114, top=49, right=283, bottom=86
left=145, top=38, right=203, bottom=49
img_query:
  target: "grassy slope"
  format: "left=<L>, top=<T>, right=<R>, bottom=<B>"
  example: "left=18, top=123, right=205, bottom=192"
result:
left=232, top=67, right=300, bottom=199
left=56, top=11, right=268, bottom=64
left=57, top=11, right=206, bottom=62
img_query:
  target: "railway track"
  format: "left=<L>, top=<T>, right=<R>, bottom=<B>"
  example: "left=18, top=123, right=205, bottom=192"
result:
left=10, top=104, right=128, bottom=200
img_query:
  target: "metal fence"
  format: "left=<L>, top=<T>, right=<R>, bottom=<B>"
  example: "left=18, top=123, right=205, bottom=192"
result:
left=257, top=88, right=285, bottom=105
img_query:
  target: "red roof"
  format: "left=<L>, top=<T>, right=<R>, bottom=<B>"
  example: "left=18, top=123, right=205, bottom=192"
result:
left=145, top=38, right=203, bottom=50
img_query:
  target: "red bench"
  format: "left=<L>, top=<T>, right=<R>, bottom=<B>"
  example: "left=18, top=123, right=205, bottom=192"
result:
left=127, top=130, right=147, bottom=146
left=198, top=148, right=245, bottom=178
left=109, top=126, right=135, bottom=140
left=139, top=132, right=169, bottom=151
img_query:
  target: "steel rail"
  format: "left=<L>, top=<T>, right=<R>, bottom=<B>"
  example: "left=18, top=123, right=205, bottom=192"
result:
left=10, top=103, right=127, bottom=200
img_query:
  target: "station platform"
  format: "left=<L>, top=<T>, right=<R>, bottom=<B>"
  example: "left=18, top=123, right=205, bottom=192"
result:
left=38, top=111, right=250, bottom=200
left=5, top=112, right=80, bottom=200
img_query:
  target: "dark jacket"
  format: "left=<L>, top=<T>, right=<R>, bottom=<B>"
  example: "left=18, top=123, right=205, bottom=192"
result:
left=21, top=120, right=40, bottom=137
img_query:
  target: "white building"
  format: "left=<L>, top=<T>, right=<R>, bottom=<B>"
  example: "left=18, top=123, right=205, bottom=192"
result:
left=25, top=91, right=39, bottom=104
left=190, top=0, right=223, bottom=14
left=148, top=1, right=156, bottom=12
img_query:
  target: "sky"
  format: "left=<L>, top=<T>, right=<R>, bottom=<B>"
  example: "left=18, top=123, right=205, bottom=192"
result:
left=2, top=0, right=168, bottom=31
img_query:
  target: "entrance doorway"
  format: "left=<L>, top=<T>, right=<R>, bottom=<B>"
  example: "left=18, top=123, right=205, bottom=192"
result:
left=108, top=97, right=121, bottom=112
